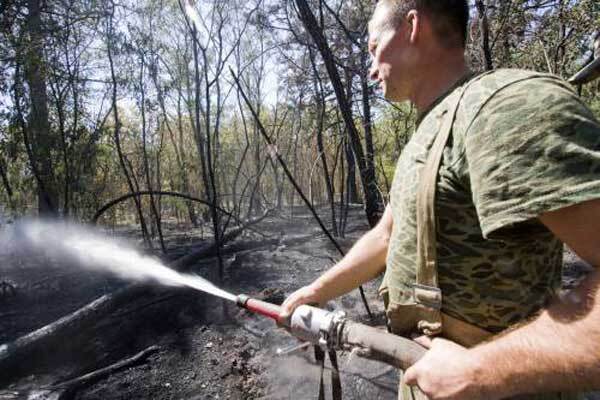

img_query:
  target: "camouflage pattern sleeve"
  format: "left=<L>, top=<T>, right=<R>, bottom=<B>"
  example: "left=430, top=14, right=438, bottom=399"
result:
left=464, top=76, right=600, bottom=239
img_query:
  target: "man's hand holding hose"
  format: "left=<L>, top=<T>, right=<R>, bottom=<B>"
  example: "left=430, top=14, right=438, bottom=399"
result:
left=280, top=283, right=324, bottom=321
left=403, top=336, right=494, bottom=400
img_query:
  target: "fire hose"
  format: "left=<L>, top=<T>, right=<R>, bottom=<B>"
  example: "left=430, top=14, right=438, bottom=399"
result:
left=236, top=294, right=426, bottom=371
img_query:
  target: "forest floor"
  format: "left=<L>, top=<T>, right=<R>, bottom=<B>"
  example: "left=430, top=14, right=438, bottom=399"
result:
left=0, top=205, right=598, bottom=400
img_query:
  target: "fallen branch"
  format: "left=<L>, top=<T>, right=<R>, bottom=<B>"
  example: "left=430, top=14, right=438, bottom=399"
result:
left=50, top=345, right=160, bottom=390
left=108, top=294, right=181, bottom=320
left=91, top=191, right=230, bottom=224
left=0, top=347, right=160, bottom=400
left=0, top=285, right=149, bottom=380
left=91, top=190, right=272, bottom=238
left=171, top=209, right=271, bottom=268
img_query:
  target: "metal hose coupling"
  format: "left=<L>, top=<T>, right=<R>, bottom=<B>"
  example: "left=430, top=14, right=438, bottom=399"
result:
left=236, top=294, right=250, bottom=308
left=288, top=305, right=346, bottom=350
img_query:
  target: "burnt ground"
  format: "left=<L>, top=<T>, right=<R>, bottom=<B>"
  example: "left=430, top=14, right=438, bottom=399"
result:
left=0, top=205, right=598, bottom=400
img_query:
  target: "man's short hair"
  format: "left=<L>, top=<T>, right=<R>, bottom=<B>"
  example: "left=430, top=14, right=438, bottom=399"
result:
left=375, top=0, right=470, bottom=49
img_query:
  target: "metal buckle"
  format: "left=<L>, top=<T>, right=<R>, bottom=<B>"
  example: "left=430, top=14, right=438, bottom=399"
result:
left=412, top=284, right=442, bottom=310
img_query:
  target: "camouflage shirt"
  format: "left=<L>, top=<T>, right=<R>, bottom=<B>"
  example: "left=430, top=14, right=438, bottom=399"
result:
left=381, top=69, right=600, bottom=333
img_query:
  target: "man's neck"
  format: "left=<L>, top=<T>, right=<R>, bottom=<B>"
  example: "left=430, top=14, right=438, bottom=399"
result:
left=409, top=53, right=470, bottom=113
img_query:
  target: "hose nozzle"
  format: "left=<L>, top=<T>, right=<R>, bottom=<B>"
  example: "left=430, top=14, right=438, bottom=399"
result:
left=236, top=294, right=284, bottom=324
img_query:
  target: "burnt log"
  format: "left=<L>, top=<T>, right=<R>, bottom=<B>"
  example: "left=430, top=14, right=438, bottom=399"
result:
left=52, top=345, right=160, bottom=394
left=0, top=346, right=160, bottom=400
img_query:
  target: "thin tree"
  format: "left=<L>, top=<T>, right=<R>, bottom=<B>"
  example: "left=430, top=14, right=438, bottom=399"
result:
left=106, top=1, right=152, bottom=247
left=294, top=0, right=383, bottom=227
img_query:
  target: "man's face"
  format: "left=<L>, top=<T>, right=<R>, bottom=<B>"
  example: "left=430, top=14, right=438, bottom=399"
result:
left=368, top=4, right=413, bottom=102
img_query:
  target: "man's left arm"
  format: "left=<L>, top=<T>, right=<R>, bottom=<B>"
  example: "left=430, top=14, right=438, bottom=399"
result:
left=404, top=198, right=600, bottom=400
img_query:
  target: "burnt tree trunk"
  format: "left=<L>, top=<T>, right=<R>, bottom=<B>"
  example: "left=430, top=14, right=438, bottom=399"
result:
left=200, top=40, right=224, bottom=282
left=0, top=157, right=14, bottom=210
left=177, top=92, right=199, bottom=227
left=182, top=2, right=225, bottom=281
left=157, top=57, right=199, bottom=227
left=190, top=27, right=211, bottom=215
left=23, top=0, right=59, bottom=215
left=295, top=0, right=382, bottom=227
left=337, top=136, right=347, bottom=237
left=106, top=4, right=151, bottom=247
left=345, top=139, right=359, bottom=204
left=247, top=88, right=263, bottom=218
left=49, top=81, right=71, bottom=216
left=475, top=0, right=494, bottom=71
left=309, top=48, right=338, bottom=237
left=360, top=49, right=378, bottom=208
left=233, top=86, right=252, bottom=218
left=13, top=61, right=56, bottom=218
left=139, top=53, right=166, bottom=253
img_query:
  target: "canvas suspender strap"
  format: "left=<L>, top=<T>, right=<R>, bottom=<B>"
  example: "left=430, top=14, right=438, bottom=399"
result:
left=414, top=71, right=498, bottom=337
left=315, top=346, right=342, bottom=400
left=414, top=82, right=470, bottom=336
left=329, top=349, right=342, bottom=400
left=315, top=347, right=326, bottom=400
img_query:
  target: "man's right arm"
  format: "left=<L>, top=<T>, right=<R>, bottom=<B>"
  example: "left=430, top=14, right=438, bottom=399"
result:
left=280, top=205, right=393, bottom=318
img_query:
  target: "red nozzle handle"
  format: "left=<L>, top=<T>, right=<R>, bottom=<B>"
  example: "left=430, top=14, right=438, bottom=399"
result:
left=237, top=295, right=282, bottom=323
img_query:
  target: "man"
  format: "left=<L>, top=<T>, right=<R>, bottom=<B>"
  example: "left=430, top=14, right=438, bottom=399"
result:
left=281, top=1, right=600, bottom=399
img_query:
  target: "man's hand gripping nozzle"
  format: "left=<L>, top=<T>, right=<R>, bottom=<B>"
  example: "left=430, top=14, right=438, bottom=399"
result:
left=236, top=294, right=427, bottom=370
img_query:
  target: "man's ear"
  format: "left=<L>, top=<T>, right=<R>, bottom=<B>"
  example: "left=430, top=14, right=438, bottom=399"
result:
left=406, top=10, right=419, bottom=44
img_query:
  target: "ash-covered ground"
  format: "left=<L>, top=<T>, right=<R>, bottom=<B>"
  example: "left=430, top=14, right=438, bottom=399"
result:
left=0, top=205, right=598, bottom=399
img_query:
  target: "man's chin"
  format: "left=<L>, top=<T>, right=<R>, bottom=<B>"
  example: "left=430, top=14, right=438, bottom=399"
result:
left=383, top=91, right=404, bottom=103
left=382, top=86, right=406, bottom=103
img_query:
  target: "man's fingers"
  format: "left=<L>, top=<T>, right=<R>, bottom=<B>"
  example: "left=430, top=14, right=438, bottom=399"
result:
left=413, top=335, right=433, bottom=349
left=280, top=285, right=321, bottom=321
left=280, top=293, right=306, bottom=318
left=279, top=299, right=296, bottom=319
left=403, top=365, right=418, bottom=386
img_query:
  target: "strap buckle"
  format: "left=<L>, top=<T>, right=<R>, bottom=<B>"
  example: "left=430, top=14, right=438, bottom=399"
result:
left=412, top=283, right=442, bottom=310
